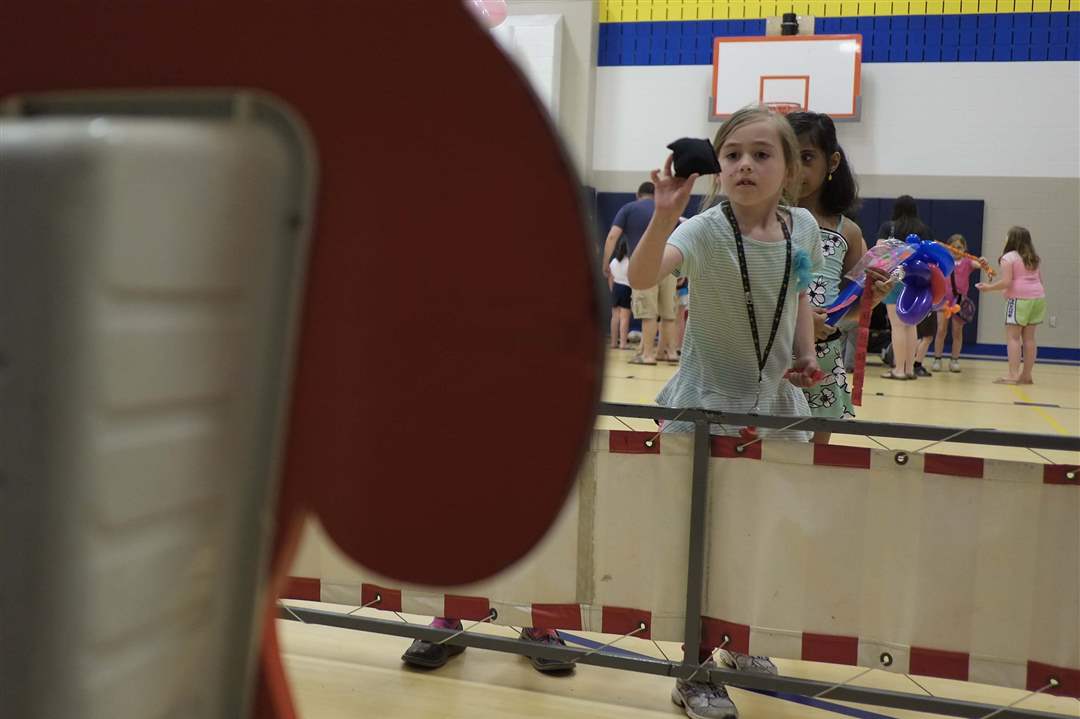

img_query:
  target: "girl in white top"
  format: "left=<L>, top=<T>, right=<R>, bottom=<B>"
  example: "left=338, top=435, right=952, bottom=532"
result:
left=608, top=237, right=632, bottom=349
left=628, top=104, right=825, bottom=719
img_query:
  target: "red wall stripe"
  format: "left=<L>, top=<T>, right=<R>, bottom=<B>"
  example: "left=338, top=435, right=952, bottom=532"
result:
left=701, top=617, right=750, bottom=655
left=1028, top=660, right=1080, bottom=698
left=1043, top=465, right=1080, bottom=485
left=923, top=454, right=984, bottom=478
left=281, top=576, right=321, bottom=601
left=710, top=436, right=762, bottom=460
left=444, top=594, right=491, bottom=621
left=910, top=646, right=970, bottom=681
left=361, top=583, right=402, bottom=612
left=531, top=603, right=583, bottom=631
left=601, top=606, right=652, bottom=640
left=609, top=430, right=661, bottom=454
left=813, top=444, right=871, bottom=469
left=802, top=632, right=858, bottom=666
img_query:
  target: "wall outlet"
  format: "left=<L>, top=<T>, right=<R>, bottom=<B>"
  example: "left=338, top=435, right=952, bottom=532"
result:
left=1049, top=315, right=1057, bottom=328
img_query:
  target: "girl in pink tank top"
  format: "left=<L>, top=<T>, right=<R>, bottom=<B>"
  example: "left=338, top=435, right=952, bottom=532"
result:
left=931, top=234, right=987, bottom=373
left=976, top=226, right=1046, bottom=384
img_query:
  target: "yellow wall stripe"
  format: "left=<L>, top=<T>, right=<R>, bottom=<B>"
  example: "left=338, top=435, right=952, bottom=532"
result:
left=599, top=0, right=1076, bottom=20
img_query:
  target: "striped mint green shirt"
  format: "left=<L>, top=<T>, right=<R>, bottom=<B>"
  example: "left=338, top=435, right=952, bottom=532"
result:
left=657, top=204, right=824, bottom=440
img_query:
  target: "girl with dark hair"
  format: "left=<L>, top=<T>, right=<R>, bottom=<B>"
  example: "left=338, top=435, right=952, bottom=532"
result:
left=879, top=195, right=932, bottom=242
left=787, top=111, right=891, bottom=442
left=608, top=236, right=632, bottom=349
left=876, top=195, right=935, bottom=379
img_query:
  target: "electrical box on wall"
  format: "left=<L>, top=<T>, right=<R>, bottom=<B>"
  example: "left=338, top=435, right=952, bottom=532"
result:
left=765, top=14, right=816, bottom=36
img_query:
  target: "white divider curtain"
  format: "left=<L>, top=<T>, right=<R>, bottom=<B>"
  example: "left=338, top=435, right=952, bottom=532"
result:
left=287, top=431, right=1079, bottom=696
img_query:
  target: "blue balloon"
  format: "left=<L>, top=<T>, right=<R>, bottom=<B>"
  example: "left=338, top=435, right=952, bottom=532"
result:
left=896, top=284, right=933, bottom=324
left=922, top=242, right=955, bottom=277
left=910, top=241, right=934, bottom=263
left=903, top=258, right=932, bottom=285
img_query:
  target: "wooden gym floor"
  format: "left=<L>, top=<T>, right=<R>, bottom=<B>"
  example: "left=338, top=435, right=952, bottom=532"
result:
left=279, top=350, right=1079, bottom=718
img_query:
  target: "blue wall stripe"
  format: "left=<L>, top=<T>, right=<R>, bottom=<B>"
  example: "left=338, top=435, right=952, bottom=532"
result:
left=597, top=12, right=1080, bottom=65
left=961, top=343, right=1080, bottom=363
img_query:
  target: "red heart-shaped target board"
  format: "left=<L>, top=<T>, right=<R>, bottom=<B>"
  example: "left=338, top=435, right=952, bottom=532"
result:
left=2, top=2, right=602, bottom=717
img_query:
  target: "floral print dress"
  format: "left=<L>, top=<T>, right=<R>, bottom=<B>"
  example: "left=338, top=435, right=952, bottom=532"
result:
left=804, top=218, right=855, bottom=419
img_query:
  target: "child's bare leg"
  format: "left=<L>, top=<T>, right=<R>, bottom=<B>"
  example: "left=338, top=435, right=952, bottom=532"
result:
left=1020, top=324, right=1037, bottom=383
left=1002, top=324, right=1022, bottom=381
left=933, top=310, right=948, bottom=359
left=950, top=316, right=964, bottom=359
left=618, top=308, right=630, bottom=348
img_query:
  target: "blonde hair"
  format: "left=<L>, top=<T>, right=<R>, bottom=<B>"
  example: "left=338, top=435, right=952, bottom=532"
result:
left=700, top=104, right=801, bottom=212
left=947, top=234, right=967, bottom=252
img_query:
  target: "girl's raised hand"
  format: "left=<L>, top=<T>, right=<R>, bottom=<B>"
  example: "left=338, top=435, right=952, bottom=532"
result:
left=650, top=154, right=700, bottom=217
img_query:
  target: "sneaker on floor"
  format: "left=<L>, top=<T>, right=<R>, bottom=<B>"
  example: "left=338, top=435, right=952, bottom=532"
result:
left=949, top=359, right=961, bottom=372
left=401, top=620, right=466, bottom=669
left=913, top=363, right=932, bottom=377
left=672, top=660, right=738, bottom=719
left=931, top=357, right=942, bottom=372
left=716, top=649, right=778, bottom=676
left=401, top=637, right=466, bottom=668
left=520, top=628, right=576, bottom=673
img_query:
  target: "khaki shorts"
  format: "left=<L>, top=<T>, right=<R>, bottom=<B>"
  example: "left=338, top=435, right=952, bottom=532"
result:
left=632, top=273, right=678, bottom=321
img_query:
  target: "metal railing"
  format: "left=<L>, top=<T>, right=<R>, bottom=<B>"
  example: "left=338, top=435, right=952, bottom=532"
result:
left=280, top=402, right=1080, bottom=719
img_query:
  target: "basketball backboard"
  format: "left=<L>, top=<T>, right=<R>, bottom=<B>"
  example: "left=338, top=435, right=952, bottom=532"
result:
left=711, top=35, right=862, bottom=120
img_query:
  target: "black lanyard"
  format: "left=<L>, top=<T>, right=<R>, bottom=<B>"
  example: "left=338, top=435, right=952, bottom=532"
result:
left=721, top=201, right=792, bottom=384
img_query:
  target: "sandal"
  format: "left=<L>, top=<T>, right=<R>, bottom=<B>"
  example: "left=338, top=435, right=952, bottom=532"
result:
left=628, top=355, right=657, bottom=366
left=880, top=371, right=908, bottom=380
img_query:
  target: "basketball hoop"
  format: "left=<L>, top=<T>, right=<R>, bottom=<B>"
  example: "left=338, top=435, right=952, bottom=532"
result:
left=765, top=102, right=802, bottom=115
left=711, top=36, right=862, bottom=120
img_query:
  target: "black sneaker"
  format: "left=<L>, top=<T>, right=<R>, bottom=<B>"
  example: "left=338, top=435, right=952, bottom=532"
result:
left=913, top=363, right=932, bottom=377
left=402, top=620, right=467, bottom=669
left=520, top=628, right=576, bottom=673
left=401, top=638, right=466, bottom=668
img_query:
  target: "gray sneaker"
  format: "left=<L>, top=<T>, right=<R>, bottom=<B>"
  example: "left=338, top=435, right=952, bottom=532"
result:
left=716, top=648, right=778, bottom=675
left=671, top=651, right=779, bottom=718
left=672, top=660, right=738, bottom=719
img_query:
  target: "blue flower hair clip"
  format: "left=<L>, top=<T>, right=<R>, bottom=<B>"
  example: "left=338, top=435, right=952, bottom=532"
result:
left=792, top=247, right=813, bottom=292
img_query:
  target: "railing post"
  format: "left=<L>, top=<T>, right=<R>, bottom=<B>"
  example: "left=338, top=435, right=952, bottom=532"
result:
left=680, top=416, right=712, bottom=670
